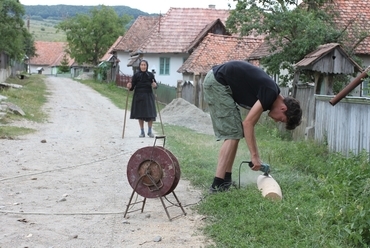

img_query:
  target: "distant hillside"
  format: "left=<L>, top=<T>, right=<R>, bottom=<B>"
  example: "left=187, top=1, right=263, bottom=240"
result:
left=23, top=5, right=153, bottom=20
left=23, top=5, right=154, bottom=42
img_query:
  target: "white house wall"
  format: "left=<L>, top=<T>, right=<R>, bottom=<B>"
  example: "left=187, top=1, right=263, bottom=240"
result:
left=29, top=65, right=51, bottom=75
left=116, top=52, right=134, bottom=76
left=116, top=52, right=187, bottom=87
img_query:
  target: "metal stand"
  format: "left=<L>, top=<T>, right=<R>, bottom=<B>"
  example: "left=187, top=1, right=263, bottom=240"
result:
left=124, top=136, right=186, bottom=221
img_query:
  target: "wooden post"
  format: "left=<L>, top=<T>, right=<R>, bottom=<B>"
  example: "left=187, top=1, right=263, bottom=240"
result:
left=256, top=175, right=283, bottom=201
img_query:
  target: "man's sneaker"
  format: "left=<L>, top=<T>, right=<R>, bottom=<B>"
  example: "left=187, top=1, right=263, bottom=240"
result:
left=223, top=181, right=237, bottom=190
left=209, top=185, right=227, bottom=194
left=139, top=133, right=145, bottom=138
left=147, top=132, right=154, bottom=138
left=209, top=181, right=237, bottom=194
left=209, top=186, right=222, bottom=194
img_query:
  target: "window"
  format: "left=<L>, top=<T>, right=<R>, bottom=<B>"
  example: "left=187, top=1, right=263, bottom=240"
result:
left=159, top=57, right=170, bottom=75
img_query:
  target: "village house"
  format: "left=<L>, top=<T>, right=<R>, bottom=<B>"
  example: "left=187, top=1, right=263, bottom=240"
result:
left=27, top=41, right=74, bottom=75
left=177, top=33, right=264, bottom=108
left=103, top=6, right=230, bottom=87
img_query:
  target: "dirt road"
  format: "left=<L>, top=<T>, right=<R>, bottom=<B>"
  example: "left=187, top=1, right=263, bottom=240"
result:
left=0, top=77, right=208, bottom=247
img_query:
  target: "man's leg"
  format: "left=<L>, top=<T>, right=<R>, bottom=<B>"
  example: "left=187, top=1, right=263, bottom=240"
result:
left=211, top=139, right=239, bottom=191
left=215, top=139, right=239, bottom=178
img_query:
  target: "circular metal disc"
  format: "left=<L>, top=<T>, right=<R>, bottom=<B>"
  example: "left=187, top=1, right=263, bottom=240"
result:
left=127, top=146, right=181, bottom=198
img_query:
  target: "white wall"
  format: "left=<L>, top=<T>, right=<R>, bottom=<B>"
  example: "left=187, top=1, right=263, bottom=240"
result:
left=116, top=52, right=187, bottom=87
left=0, top=67, right=11, bottom=83
left=143, top=53, right=186, bottom=87
left=29, top=65, right=51, bottom=75
left=116, top=52, right=134, bottom=76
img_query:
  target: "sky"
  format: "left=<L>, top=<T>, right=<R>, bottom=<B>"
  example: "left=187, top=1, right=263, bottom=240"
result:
left=19, top=0, right=237, bottom=14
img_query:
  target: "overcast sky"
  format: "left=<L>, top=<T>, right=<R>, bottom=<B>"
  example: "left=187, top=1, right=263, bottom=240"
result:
left=20, top=0, right=236, bottom=14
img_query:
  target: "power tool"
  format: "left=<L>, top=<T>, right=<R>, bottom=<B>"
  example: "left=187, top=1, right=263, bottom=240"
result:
left=248, top=161, right=270, bottom=176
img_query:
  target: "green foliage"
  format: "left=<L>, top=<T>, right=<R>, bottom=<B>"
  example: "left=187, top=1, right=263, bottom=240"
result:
left=56, top=5, right=132, bottom=65
left=316, top=151, right=370, bottom=246
left=226, top=0, right=358, bottom=85
left=0, top=0, right=35, bottom=60
left=58, top=54, right=70, bottom=73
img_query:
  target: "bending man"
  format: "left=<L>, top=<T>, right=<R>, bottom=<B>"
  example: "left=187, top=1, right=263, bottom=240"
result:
left=203, top=60, right=302, bottom=192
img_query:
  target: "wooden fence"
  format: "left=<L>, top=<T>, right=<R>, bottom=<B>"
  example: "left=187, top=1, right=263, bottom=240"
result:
left=315, top=95, right=370, bottom=159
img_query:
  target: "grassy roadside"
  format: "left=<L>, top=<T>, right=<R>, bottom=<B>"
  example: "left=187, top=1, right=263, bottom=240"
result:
left=0, top=74, right=48, bottom=138
left=3, top=77, right=369, bottom=247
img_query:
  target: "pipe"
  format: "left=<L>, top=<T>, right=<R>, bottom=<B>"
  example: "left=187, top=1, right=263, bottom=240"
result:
left=330, top=66, right=370, bottom=106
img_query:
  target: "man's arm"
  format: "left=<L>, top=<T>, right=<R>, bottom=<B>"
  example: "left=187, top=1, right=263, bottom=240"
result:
left=242, top=100, right=264, bottom=171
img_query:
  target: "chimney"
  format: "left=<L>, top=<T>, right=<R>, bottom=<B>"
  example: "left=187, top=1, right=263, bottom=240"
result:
left=209, top=4, right=216, bottom=9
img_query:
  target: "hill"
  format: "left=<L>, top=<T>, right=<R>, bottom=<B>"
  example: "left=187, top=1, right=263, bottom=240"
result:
left=23, top=5, right=153, bottom=42
left=24, top=5, right=153, bottom=20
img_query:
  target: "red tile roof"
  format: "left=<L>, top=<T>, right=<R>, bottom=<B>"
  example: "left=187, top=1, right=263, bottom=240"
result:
left=327, top=0, right=370, bottom=55
left=178, top=33, right=263, bottom=74
left=138, top=8, right=230, bottom=53
left=114, top=16, right=160, bottom=53
left=29, top=41, right=74, bottom=66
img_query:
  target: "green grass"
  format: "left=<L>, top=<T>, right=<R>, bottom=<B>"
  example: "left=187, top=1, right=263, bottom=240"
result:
left=27, top=18, right=66, bottom=42
left=0, top=74, right=48, bottom=138
left=3, top=78, right=370, bottom=247
left=162, top=123, right=370, bottom=248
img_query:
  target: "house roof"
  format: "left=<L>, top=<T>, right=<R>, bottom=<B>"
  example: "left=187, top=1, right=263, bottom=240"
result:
left=327, top=0, right=370, bottom=55
left=29, top=41, right=74, bottom=66
left=178, top=33, right=263, bottom=74
left=100, top=36, right=123, bottom=61
left=113, top=16, right=160, bottom=53
left=294, top=43, right=362, bottom=73
left=137, top=7, right=230, bottom=54
left=247, top=38, right=275, bottom=60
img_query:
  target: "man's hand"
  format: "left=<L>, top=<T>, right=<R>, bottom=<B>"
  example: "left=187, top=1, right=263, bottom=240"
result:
left=127, top=82, right=132, bottom=89
left=250, top=159, right=262, bottom=171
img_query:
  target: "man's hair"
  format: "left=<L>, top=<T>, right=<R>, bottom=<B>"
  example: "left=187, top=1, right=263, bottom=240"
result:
left=283, top=97, right=302, bottom=130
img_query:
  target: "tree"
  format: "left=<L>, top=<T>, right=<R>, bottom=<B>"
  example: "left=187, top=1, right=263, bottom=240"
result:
left=0, top=0, right=36, bottom=60
left=226, top=0, right=347, bottom=84
left=56, top=5, right=132, bottom=65
left=58, top=54, right=70, bottom=73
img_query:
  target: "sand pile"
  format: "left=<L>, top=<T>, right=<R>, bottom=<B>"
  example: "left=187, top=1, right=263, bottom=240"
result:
left=160, top=98, right=214, bottom=135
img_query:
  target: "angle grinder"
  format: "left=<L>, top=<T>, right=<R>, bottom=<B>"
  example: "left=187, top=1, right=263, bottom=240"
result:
left=248, top=161, right=270, bottom=176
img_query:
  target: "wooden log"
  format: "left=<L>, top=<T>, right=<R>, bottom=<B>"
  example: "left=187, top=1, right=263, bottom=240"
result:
left=257, top=175, right=283, bottom=201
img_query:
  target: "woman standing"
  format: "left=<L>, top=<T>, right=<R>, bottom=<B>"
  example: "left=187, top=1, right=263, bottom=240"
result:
left=126, top=60, right=157, bottom=138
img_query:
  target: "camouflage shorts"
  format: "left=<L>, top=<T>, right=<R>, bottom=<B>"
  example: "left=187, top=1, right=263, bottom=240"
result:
left=203, top=70, right=243, bottom=141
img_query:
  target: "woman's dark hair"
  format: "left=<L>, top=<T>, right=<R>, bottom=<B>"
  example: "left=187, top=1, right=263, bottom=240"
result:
left=283, top=97, right=302, bottom=130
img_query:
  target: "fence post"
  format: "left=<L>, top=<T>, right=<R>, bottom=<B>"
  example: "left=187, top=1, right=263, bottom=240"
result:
left=177, top=80, right=182, bottom=98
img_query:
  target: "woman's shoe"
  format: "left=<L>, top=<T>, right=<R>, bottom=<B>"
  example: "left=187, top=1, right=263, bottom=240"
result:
left=139, top=133, right=145, bottom=138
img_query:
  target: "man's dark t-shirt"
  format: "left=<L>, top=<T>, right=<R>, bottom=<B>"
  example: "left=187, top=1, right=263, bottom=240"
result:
left=212, top=60, right=280, bottom=111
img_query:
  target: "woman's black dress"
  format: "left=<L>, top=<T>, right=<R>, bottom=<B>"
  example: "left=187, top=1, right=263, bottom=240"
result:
left=129, top=71, right=157, bottom=122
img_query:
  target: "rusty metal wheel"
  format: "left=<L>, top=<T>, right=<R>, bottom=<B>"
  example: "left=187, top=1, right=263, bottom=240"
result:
left=127, top=146, right=181, bottom=198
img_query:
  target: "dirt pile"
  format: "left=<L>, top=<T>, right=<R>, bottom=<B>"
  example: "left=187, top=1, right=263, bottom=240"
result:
left=160, top=98, right=214, bottom=136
